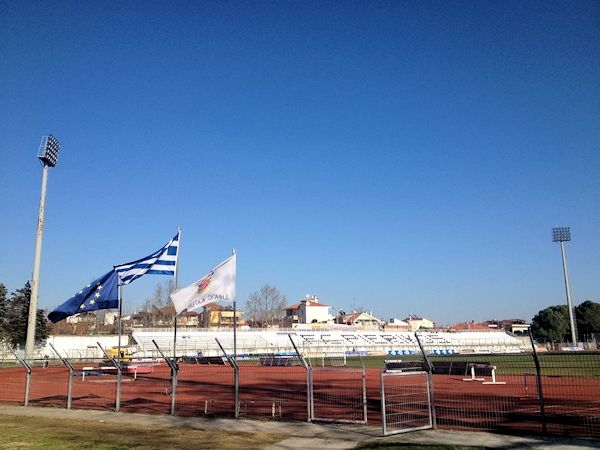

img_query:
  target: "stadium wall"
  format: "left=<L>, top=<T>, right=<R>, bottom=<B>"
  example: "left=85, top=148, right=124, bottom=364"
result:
left=131, top=329, right=529, bottom=357
left=40, top=335, right=121, bottom=359
left=9, top=330, right=527, bottom=360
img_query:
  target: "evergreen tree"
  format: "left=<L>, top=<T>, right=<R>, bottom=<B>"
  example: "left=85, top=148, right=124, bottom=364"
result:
left=0, top=283, right=7, bottom=340
left=4, top=282, right=51, bottom=348
left=575, top=300, right=600, bottom=338
left=531, top=305, right=570, bottom=342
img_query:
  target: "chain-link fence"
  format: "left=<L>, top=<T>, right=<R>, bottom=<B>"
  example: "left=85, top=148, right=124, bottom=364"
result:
left=400, top=333, right=600, bottom=439
left=1, top=335, right=599, bottom=440
left=381, top=370, right=433, bottom=435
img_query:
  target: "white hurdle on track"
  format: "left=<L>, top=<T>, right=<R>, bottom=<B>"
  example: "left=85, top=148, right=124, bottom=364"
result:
left=482, top=366, right=506, bottom=385
left=462, top=363, right=506, bottom=385
left=462, top=364, right=485, bottom=382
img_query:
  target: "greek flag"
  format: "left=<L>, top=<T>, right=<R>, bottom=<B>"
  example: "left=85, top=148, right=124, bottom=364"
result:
left=114, top=231, right=180, bottom=285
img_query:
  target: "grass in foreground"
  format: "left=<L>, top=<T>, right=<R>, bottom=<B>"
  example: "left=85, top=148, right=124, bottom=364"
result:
left=0, top=414, right=287, bottom=449
left=358, top=445, right=484, bottom=450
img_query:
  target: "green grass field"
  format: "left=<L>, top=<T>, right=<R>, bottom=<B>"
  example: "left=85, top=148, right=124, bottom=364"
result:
left=0, top=413, right=488, bottom=450
left=0, top=414, right=287, bottom=449
left=358, top=445, right=484, bottom=450
left=307, top=352, right=600, bottom=377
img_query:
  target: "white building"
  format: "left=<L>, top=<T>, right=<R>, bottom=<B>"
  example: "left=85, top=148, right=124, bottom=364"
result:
left=405, top=315, right=435, bottom=331
left=66, top=310, right=118, bottom=326
left=285, top=295, right=331, bottom=325
left=337, top=311, right=384, bottom=329
left=385, top=317, right=410, bottom=330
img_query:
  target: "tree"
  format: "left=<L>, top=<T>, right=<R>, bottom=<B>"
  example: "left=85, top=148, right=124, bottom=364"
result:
left=0, top=283, right=7, bottom=340
left=245, top=284, right=287, bottom=327
left=2, top=282, right=51, bottom=348
left=140, top=280, right=176, bottom=326
left=531, top=305, right=570, bottom=342
left=575, top=300, right=600, bottom=338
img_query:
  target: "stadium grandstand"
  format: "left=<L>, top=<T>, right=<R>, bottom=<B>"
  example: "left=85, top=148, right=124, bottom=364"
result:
left=6, top=330, right=528, bottom=360
left=128, top=329, right=529, bottom=357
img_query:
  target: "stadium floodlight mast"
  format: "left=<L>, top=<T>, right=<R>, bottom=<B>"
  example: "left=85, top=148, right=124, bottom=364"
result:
left=25, top=135, right=61, bottom=358
left=552, top=227, right=578, bottom=346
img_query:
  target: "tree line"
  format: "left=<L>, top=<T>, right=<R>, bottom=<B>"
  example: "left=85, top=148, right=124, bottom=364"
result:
left=7, top=275, right=596, bottom=347
left=531, top=300, right=600, bottom=342
left=0, top=282, right=51, bottom=348
left=0, top=278, right=288, bottom=349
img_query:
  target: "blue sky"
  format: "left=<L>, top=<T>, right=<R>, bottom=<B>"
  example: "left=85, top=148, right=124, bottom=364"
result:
left=1, top=1, right=599, bottom=325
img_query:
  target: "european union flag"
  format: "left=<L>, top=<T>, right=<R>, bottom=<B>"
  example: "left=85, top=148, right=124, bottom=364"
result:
left=48, top=270, right=119, bottom=323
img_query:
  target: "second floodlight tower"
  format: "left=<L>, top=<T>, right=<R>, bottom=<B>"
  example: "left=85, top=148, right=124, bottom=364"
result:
left=25, top=135, right=61, bottom=358
left=552, top=227, right=577, bottom=345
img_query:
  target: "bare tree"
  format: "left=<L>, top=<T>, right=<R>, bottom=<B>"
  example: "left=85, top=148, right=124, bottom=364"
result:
left=141, top=280, right=176, bottom=326
left=245, top=284, right=287, bottom=327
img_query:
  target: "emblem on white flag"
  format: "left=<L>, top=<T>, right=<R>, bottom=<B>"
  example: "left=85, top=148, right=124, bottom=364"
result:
left=170, top=253, right=236, bottom=314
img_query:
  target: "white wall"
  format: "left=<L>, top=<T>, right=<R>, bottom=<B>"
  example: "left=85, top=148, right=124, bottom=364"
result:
left=41, top=335, right=121, bottom=358
left=302, top=305, right=330, bottom=324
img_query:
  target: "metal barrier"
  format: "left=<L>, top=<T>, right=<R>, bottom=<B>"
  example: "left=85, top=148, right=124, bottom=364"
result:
left=381, top=370, right=433, bottom=435
left=310, top=367, right=367, bottom=424
left=237, top=364, right=309, bottom=421
left=1, top=339, right=599, bottom=440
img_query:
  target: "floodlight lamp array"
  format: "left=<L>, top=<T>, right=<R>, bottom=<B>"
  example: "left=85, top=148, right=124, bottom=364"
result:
left=552, top=227, right=571, bottom=242
left=37, top=134, right=60, bottom=167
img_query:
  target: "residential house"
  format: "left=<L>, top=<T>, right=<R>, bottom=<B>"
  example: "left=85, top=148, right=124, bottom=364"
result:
left=201, top=302, right=244, bottom=328
left=285, top=295, right=331, bottom=325
left=336, top=311, right=384, bottom=329
left=447, top=320, right=491, bottom=331
left=405, top=315, right=435, bottom=331
left=178, top=311, right=200, bottom=327
left=384, top=317, right=410, bottom=331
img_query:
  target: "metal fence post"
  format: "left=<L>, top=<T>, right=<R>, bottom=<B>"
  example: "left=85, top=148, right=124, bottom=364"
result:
left=289, top=335, right=312, bottom=422
left=49, top=343, right=74, bottom=410
left=171, top=366, right=178, bottom=415
left=307, top=367, right=313, bottom=422
left=24, top=367, right=31, bottom=407
left=11, top=350, right=31, bottom=406
left=234, top=365, right=239, bottom=418
left=98, top=342, right=122, bottom=412
left=152, top=339, right=179, bottom=415
left=380, top=371, right=387, bottom=435
left=362, top=367, right=368, bottom=424
left=215, top=338, right=239, bottom=418
left=415, top=332, right=437, bottom=429
left=529, top=334, right=546, bottom=435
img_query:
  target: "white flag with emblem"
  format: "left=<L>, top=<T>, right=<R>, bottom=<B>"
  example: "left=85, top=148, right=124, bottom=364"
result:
left=170, top=253, right=236, bottom=314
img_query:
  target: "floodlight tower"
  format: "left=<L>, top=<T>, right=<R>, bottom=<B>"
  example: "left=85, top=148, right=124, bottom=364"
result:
left=552, top=227, right=577, bottom=346
left=25, top=135, right=61, bottom=358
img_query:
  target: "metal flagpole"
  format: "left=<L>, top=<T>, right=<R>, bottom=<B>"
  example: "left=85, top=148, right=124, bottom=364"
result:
left=173, top=315, right=177, bottom=357
left=116, top=283, right=123, bottom=410
left=173, top=227, right=181, bottom=358
left=170, top=227, right=181, bottom=416
left=232, top=249, right=237, bottom=360
left=117, top=284, right=123, bottom=359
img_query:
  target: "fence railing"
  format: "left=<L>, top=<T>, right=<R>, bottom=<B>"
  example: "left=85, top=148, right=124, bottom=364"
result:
left=0, top=337, right=598, bottom=439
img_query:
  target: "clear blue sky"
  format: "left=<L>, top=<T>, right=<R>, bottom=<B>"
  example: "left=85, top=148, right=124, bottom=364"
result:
left=1, top=1, right=599, bottom=325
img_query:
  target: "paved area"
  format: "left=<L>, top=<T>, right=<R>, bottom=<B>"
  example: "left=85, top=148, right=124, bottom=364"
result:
left=1, top=404, right=599, bottom=449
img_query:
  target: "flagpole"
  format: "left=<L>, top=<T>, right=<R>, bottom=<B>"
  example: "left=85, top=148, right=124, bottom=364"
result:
left=116, top=282, right=123, bottom=407
left=232, top=249, right=237, bottom=360
left=173, top=227, right=181, bottom=358
left=117, top=284, right=123, bottom=361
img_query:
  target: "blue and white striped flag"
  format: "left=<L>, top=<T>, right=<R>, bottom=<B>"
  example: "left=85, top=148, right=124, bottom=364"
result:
left=114, top=231, right=180, bottom=285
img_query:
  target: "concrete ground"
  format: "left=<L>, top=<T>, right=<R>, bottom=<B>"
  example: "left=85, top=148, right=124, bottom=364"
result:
left=1, top=404, right=598, bottom=449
